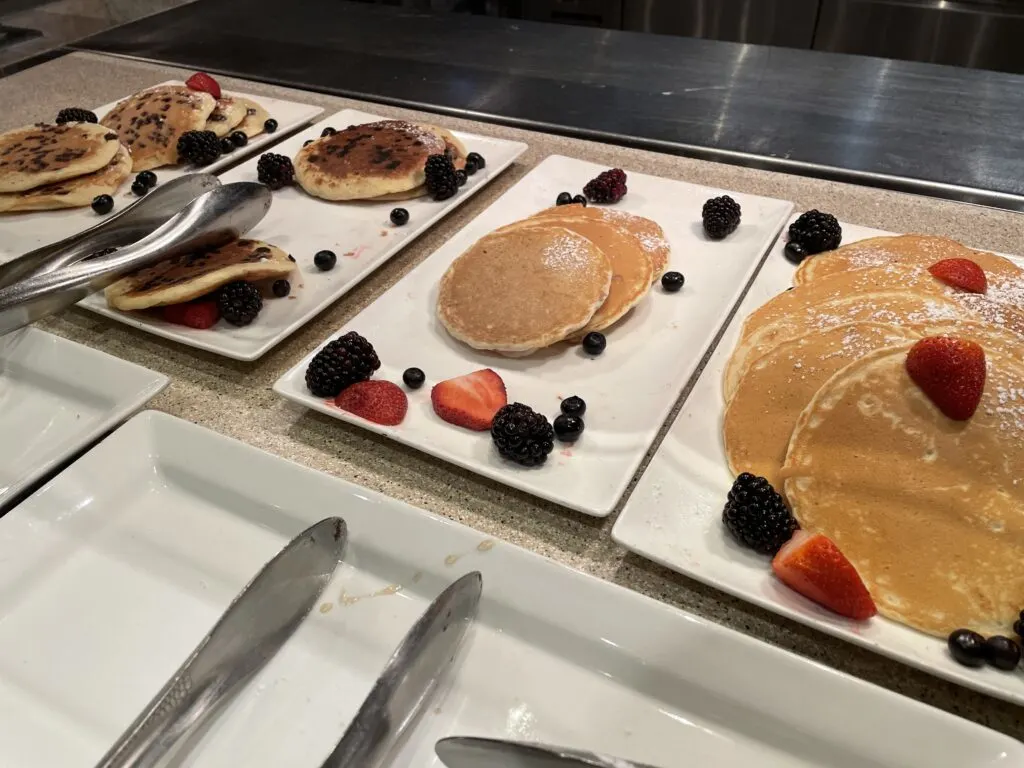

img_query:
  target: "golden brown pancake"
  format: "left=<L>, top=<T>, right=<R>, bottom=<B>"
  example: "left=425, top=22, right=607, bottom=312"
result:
left=0, top=123, right=122, bottom=193
left=234, top=97, right=270, bottom=138
left=794, top=234, right=1024, bottom=286
left=101, top=85, right=217, bottom=171
left=782, top=343, right=1024, bottom=637
left=0, top=144, right=131, bottom=213
left=105, top=239, right=292, bottom=310
left=205, top=95, right=247, bottom=137
left=437, top=226, right=613, bottom=354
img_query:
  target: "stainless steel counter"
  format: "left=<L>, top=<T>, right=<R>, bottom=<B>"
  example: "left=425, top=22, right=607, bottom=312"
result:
left=70, top=0, right=1024, bottom=212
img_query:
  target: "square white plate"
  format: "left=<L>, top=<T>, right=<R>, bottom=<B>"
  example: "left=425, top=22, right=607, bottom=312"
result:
left=79, top=108, right=528, bottom=360
left=612, top=218, right=1024, bottom=705
left=0, top=410, right=1018, bottom=767
left=0, top=81, right=323, bottom=262
left=0, top=326, right=167, bottom=507
left=274, top=155, right=793, bottom=516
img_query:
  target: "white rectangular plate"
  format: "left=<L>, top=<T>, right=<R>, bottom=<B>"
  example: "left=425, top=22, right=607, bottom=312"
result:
left=0, top=327, right=167, bottom=506
left=0, top=410, right=1018, bottom=767
left=612, top=218, right=1024, bottom=705
left=79, top=108, right=528, bottom=360
left=0, top=81, right=323, bottom=262
left=274, top=155, right=793, bottom=515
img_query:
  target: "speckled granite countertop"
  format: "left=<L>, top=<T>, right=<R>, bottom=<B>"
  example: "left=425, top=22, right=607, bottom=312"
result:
left=3, top=51, right=1024, bottom=739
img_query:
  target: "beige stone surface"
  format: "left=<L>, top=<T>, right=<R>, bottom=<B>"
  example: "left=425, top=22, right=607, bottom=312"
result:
left=3, top=52, right=1024, bottom=736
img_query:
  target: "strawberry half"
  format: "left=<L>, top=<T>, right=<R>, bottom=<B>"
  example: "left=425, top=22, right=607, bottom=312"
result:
left=927, top=258, right=987, bottom=294
left=185, top=72, right=222, bottom=100
left=162, top=300, right=219, bottom=329
left=431, top=368, right=507, bottom=430
left=335, top=381, right=407, bottom=426
left=772, top=531, right=877, bottom=620
left=905, top=336, right=985, bottom=421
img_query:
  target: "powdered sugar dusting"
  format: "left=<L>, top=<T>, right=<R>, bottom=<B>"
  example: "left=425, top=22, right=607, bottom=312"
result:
left=541, top=233, right=595, bottom=273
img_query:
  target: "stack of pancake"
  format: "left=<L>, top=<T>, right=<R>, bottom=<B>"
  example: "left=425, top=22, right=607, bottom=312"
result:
left=292, top=120, right=467, bottom=202
left=0, top=122, right=130, bottom=213
left=101, top=85, right=271, bottom=172
left=437, top=203, right=670, bottom=354
left=722, top=233, right=1024, bottom=637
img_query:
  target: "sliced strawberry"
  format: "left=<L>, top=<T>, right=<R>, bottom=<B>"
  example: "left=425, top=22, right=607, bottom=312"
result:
left=928, top=258, right=987, bottom=294
left=905, top=336, right=985, bottom=421
left=335, top=381, right=407, bottom=426
left=185, top=72, right=222, bottom=100
left=772, top=531, right=876, bottom=620
left=162, top=300, right=219, bottom=329
left=430, top=368, right=507, bottom=430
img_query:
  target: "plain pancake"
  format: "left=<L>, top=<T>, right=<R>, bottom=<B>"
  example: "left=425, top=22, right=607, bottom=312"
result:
left=293, top=120, right=448, bottom=201
left=205, top=95, right=247, bottom=137
left=105, top=239, right=293, bottom=310
left=724, top=322, right=919, bottom=488
left=437, top=226, right=613, bottom=354
left=234, top=97, right=270, bottom=138
left=501, top=214, right=653, bottom=337
left=101, top=85, right=217, bottom=171
left=0, top=144, right=131, bottom=213
left=533, top=204, right=670, bottom=280
left=0, top=123, right=122, bottom=193
left=782, top=343, right=1024, bottom=637
left=794, top=234, right=1024, bottom=286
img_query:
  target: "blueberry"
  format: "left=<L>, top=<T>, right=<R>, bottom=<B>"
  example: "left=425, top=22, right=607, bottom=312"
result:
left=130, top=180, right=149, bottom=196
left=219, top=137, right=234, bottom=154
left=553, top=414, right=585, bottom=442
left=985, top=635, right=1021, bottom=671
left=136, top=170, right=157, bottom=188
left=572, top=194, right=587, bottom=207
left=303, top=139, right=314, bottom=147
left=784, top=241, right=808, bottom=265
left=403, top=367, right=426, bottom=389
left=321, top=126, right=337, bottom=137
left=582, top=332, right=606, bottom=355
left=560, top=395, right=586, bottom=416
left=272, top=279, right=290, bottom=298
left=948, top=629, right=987, bottom=668
left=661, top=271, right=685, bottom=292
left=466, top=151, right=485, bottom=169
left=464, top=157, right=479, bottom=175
left=390, top=208, right=409, bottom=226
left=314, top=250, right=337, bottom=271
left=91, top=194, right=114, bottom=215
left=263, top=118, right=278, bottom=133
left=230, top=130, right=248, bottom=147
left=456, top=169, right=467, bottom=187
left=556, top=192, right=573, bottom=206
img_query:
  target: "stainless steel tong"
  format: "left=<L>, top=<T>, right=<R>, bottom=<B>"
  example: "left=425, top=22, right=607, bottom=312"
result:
left=0, top=179, right=271, bottom=336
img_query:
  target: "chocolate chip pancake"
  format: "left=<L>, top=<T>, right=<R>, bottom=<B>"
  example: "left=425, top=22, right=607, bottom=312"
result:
left=101, top=85, right=217, bottom=172
left=105, top=239, right=293, bottom=310
left=438, top=226, right=613, bottom=354
left=0, top=144, right=131, bottom=213
left=293, top=120, right=448, bottom=201
left=367, top=127, right=469, bottom=201
left=205, top=95, right=247, bottom=137
left=782, top=343, right=1024, bottom=637
left=0, top=123, right=122, bottom=193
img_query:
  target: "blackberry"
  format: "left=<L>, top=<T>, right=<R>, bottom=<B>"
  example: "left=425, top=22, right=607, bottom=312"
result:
left=424, top=154, right=458, bottom=201
left=722, top=473, right=798, bottom=555
left=272, top=279, right=291, bottom=298
left=788, top=210, right=842, bottom=255
left=91, top=194, right=114, bottom=215
left=305, top=331, right=380, bottom=398
left=583, top=168, right=627, bottom=204
left=230, top=131, right=248, bottom=147
left=702, top=195, right=741, bottom=240
left=491, top=403, right=555, bottom=467
left=216, top=281, right=262, bottom=326
left=55, top=108, right=97, bottom=124
left=257, top=153, right=295, bottom=190
left=176, top=130, right=221, bottom=166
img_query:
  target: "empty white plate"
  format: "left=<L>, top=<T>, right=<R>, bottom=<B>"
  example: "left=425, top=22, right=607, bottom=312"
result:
left=0, top=326, right=167, bottom=506
left=0, top=410, right=1017, bottom=767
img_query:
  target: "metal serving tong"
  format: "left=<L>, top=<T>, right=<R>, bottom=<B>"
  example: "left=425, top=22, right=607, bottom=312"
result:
left=0, top=180, right=271, bottom=337
left=95, top=517, right=347, bottom=768
left=0, top=174, right=220, bottom=289
left=435, top=737, right=664, bottom=768
left=320, top=571, right=483, bottom=768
